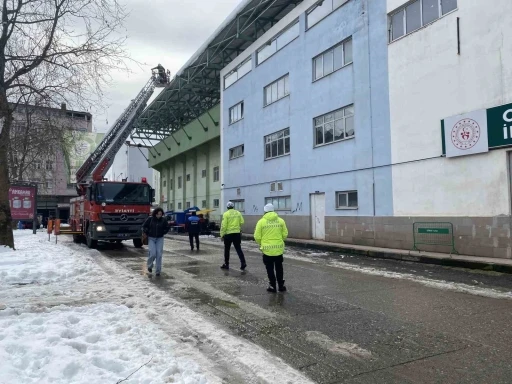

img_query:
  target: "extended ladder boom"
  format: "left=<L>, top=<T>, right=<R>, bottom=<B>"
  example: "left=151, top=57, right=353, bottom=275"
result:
left=75, top=67, right=168, bottom=193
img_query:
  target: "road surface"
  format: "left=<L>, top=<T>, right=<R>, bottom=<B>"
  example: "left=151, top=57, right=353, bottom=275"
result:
left=98, top=235, right=512, bottom=384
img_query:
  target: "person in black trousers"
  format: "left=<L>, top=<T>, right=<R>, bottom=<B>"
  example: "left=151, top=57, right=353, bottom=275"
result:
left=220, top=202, right=246, bottom=270
left=187, top=210, right=201, bottom=251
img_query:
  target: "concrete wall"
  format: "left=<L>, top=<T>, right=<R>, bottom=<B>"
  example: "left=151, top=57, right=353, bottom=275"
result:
left=221, top=0, right=393, bottom=221
left=324, top=215, right=512, bottom=259
left=388, top=0, right=512, bottom=216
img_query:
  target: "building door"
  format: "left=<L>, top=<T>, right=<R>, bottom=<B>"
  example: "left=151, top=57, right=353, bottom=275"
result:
left=310, top=193, right=325, bottom=240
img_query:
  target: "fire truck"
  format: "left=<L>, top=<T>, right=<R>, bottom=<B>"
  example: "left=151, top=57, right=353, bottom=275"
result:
left=69, top=66, right=169, bottom=249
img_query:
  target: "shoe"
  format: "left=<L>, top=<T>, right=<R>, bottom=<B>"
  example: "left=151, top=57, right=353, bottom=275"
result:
left=156, top=273, right=161, bottom=277
left=191, top=248, right=194, bottom=251
left=220, top=264, right=229, bottom=270
left=240, top=263, right=247, bottom=271
left=278, top=280, right=287, bottom=292
left=267, top=285, right=277, bottom=293
left=148, top=267, right=152, bottom=273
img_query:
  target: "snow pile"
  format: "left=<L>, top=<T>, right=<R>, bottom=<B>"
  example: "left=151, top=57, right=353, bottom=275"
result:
left=0, top=234, right=214, bottom=384
left=0, top=232, right=313, bottom=384
left=0, top=304, right=208, bottom=384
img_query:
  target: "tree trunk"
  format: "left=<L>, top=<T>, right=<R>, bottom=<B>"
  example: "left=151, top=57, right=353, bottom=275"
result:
left=0, top=92, right=15, bottom=249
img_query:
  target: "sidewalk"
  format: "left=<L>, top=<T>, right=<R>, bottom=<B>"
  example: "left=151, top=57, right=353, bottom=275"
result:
left=208, top=231, right=512, bottom=274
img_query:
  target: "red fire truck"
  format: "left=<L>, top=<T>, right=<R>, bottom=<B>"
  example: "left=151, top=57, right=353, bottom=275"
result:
left=69, top=67, right=168, bottom=249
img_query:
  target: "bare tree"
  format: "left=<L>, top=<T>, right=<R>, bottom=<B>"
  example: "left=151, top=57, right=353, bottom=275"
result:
left=0, top=0, right=130, bottom=249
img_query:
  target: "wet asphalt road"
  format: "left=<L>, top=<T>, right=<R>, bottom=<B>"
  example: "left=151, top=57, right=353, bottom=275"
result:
left=97, top=235, right=512, bottom=384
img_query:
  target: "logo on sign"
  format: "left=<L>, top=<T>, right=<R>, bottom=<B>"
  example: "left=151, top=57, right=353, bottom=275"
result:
left=451, top=118, right=481, bottom=150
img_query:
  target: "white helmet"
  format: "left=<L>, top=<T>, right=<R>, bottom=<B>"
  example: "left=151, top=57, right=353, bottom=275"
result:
left=226, top=201, right=234, bottom=209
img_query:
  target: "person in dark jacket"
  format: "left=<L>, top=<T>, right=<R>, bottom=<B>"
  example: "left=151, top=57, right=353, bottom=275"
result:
left=142, top=207, right=170, bottom=276
left=187, top=210, right=201, bottom=251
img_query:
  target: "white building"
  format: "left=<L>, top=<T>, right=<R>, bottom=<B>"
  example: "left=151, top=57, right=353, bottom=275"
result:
left=386, top=0, right=512, bottom=258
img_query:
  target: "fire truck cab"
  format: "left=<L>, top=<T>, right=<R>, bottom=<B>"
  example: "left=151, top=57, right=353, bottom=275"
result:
left=70, top=180, right=154, bottom=249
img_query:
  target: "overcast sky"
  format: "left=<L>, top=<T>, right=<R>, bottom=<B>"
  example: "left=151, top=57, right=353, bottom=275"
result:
left=94, top=0, right=242, bottom=133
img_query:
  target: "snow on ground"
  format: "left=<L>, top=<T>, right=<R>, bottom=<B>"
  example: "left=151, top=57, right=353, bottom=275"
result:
left=0, top=231, right=313, bottom=384
left=0, top=304, right=208, bottom=384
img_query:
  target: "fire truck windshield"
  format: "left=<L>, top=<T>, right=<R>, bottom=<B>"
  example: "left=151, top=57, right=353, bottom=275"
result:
left=95, top=183, right=150, bottom=205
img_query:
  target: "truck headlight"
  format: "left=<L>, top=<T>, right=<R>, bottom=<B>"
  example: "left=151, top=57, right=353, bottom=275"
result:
left=96, top=225, right=105, bottom=232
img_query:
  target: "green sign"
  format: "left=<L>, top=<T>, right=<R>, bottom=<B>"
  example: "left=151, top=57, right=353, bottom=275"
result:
left=442, top=101, right=512, bottom=155
left=417, top=228, right=450, bottom=234
left=487, top=102, right=512, bottom=148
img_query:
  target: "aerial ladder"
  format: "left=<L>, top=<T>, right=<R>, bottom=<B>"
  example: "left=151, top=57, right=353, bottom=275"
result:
left=68, top=66, right=169, bottom=249
left=75, top=65, right=169, bottom=192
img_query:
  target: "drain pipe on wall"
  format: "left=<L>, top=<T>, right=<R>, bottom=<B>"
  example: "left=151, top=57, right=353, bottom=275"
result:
left=364, top=0, right=376, bottom=217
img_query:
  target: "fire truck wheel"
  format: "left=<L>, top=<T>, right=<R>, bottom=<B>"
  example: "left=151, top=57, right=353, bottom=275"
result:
left=86, top=227, right=98, bottom=249
left=133, top=238, right=143, bottom=248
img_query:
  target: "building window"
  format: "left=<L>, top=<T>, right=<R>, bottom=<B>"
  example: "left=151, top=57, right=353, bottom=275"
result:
left=224, top=58, right=252, bottom=89
left=170, top=179, right=173, bottom=190
left=213, top=167, right=219, bottom=182
left=264, top=74, right=289, bottom=106
left=257, top=20, right=300, bottom=64
left=232, top=200, right=245, bottom=212
left=163, top=180, right=167, bottom=187
left=390, top=0, right=457, bottom=42
left=178, top=176, right=182, bottom=189
left=202, top=200, right=207, bottom=208
left=186, top=202, right=191, bottom=209
left=336, top=191, right=358, bottom=209
left=67, top=183, right=76, bottom=189
left=314, top=105, right=354, bottom=147
left=306, top=0, right=349, bottom=29
left=170, top=203, right=174, bottom=210
left=34, top=161, right=42, bottom=170
left=201, top=170, right=206, bottom=178
left=265, top=196, right=291, bottom=211
left=46, top=181, right=53, bottom=189
left=186, top=174, right=190, bottom=182
left=265, top=128, right=290, bottom=160
left=213, top=199, right=219, bottom=208
left=229, top=144, right=244, bottom=160
left=229, top=101, right=244, bottom=124
left=313, top=38, right=352, bottom=81
left=178, top=202, right=182, bottom=210
left=45, top=161, right=53, bottom=170
left=270, top=182, right=283, bottom=192
left=237, top=188, right=241, bottom=196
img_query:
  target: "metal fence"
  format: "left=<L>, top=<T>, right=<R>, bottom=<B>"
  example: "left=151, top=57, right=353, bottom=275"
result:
left=413, top=222, right=458, bottom=254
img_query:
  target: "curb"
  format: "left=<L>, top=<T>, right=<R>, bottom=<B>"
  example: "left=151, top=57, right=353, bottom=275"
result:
left=203, top=231, right=512, bottom=275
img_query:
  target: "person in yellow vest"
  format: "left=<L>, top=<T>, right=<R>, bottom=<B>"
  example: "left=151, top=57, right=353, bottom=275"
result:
left=220, top=201, right=247, bottom=270
left=254, top=203, right=289, bottom=292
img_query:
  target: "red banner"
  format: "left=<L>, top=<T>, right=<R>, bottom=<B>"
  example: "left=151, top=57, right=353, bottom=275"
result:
left=9, top=186, right=36, bottom=220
